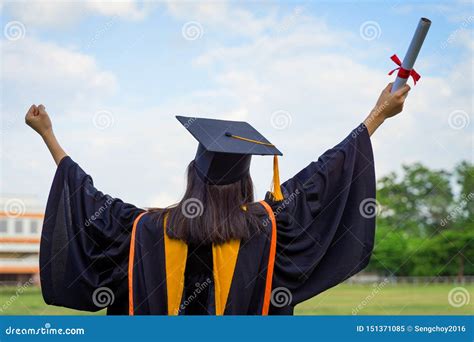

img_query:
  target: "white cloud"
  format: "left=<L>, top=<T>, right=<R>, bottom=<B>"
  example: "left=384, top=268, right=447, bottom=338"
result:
left=1, top=1, right=472, bottom=208
left=391, top=1, right=472, bottom=24
left=86, top=0, right=149, bottom=20
left=184, top=7, right=472, bottom=182
left=1, top=37, right=118, bottom=113
left=1, top=0, right=152, bottom=27
left=165, top=1, right=277, bottom=37
left=1, top=34, right=121, bottom=204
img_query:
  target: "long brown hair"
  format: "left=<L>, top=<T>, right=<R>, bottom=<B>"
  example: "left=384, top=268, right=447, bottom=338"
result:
left=151, top=160, right=266, bottom=244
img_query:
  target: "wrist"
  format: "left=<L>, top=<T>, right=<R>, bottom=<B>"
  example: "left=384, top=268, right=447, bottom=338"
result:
left=376, top=107, right=388, bottom=123
left=364, top=109, right=386, bottom=137
left=366, top=108, right=385, bottom=126
left=40, top=128, right=54, bottom=140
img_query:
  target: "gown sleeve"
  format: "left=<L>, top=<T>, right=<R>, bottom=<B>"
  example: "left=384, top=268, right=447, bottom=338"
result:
left=39, top=156, right=145, bottom=312
left=268, top=123, right=376, bottom=310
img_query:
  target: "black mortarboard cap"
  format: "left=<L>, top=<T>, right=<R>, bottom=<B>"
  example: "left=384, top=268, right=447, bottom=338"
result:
left=176, top=116, right=284, bottom=200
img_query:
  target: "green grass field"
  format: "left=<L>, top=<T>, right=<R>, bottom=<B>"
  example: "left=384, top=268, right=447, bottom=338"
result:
left=295, top=283, right=473, bottom=315
left=0, top=284, right=472, bottom=315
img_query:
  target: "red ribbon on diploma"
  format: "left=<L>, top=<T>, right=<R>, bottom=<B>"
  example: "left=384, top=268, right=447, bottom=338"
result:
left=388, top=54, right=421, bottom=85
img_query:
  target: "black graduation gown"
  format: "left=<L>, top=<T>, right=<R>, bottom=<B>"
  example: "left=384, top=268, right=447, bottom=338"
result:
left=39, top=123, right=375, bottom=315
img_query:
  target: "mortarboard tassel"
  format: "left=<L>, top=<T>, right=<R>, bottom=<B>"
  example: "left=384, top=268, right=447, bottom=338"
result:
left=271, top=155, right=284, bottom=201
left=225, top=132, right=284, bottom=201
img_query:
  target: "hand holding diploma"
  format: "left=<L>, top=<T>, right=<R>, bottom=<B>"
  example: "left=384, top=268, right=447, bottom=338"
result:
left=389, top=17, right=431, bottom=93
left=364, top=82, right=411, bottom=136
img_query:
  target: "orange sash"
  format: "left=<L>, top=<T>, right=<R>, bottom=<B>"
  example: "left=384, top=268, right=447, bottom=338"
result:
left=128, top=202, right=277, bottom=315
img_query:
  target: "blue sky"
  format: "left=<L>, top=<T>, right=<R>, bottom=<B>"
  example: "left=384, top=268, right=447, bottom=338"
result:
left=1, top=0, right=472, bottom=208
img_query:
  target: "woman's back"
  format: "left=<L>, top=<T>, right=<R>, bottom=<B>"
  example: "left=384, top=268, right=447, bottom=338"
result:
left=26, top=78, right=410, bottom=316
left=182, top=242, right=213, bottom=315
left=40, top=120, right=377, bottom=315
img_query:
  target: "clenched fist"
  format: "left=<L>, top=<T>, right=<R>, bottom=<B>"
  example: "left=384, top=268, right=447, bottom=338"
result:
left=25, top=104, right=52, bottom=137
left=24, top=104, right=67, bottom=165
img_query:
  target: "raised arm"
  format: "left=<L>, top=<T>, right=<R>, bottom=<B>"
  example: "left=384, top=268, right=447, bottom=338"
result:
left=25, top=103, right=144, bottom=312
left=25, top=104, right=67, bottom=165
left=268, top=83, right=411, bottom=311
left=364, top=82, right=411, bottom=136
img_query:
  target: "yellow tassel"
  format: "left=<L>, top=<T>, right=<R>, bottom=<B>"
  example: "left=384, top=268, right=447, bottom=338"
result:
left=271, top=155, right=284, bottom=201
left=225, top=133, right=283, bottom=201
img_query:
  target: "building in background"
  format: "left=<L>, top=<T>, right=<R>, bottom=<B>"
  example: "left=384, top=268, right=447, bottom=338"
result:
left=0, top=196, right=44, bottom=285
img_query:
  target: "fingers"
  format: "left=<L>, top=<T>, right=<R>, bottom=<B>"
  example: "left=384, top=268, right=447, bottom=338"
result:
left=38, top=104, right=46, bottom=115
left=27, top=104, right=37, bottom=116
left=385, top=82, right=393, bottom=93
left=394, top=84, right=411, bottom=98
left=26, top=104, right=46, bottom=119
left=25, top=105, right=37, bottom=124
left=25, top=104, right=47, bottom=125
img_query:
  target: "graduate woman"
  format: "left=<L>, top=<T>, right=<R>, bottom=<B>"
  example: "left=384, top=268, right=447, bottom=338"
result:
left=26, top=83, right=410, bottom=315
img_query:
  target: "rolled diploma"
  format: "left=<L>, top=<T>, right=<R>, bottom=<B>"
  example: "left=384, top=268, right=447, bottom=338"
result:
left=391, top=17, right=431, bottom=93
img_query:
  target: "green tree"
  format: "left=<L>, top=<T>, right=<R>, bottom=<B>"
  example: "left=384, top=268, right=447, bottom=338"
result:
left=368, top=223, right=412, bottom=276
left=377, top=163, right=453, bottom=236
left=368, top=161, right=473, bottom=277
left=454, top=161, right=474, bottom=222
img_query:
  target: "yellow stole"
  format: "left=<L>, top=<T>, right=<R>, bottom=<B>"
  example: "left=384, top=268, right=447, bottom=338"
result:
left=164, top=214, right=240, bottom=316
left=128, top=202, right=276, bottom=316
